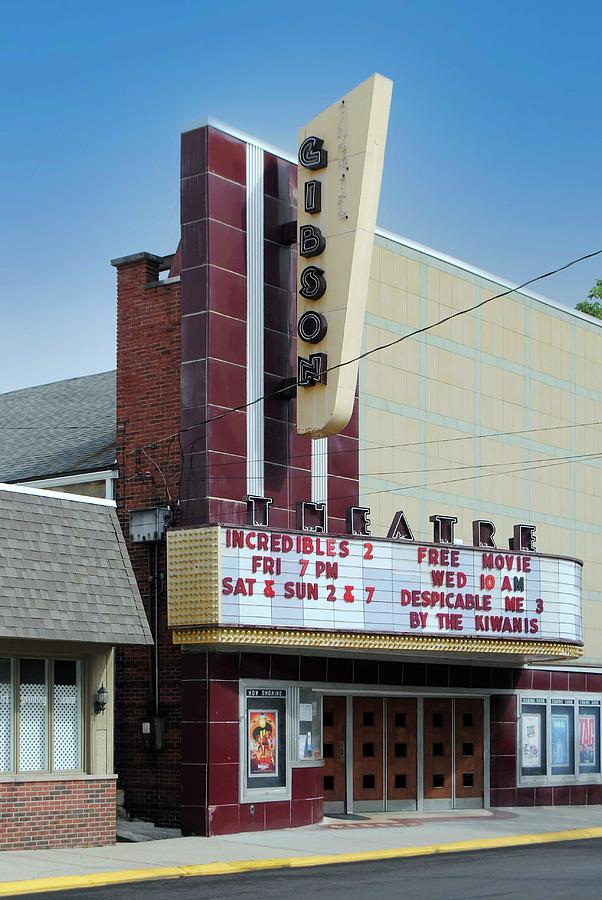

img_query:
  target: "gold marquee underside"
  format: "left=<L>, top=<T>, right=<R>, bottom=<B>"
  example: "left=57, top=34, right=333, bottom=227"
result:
left=171, top=625, right=582, bottom=659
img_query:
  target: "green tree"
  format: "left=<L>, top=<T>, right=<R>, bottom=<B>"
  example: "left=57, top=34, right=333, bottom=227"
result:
left=575, top=280, right=602, bottom=319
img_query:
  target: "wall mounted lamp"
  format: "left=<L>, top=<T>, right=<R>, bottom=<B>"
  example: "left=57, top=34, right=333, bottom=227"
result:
left=94, top=684, right=108, bottom=714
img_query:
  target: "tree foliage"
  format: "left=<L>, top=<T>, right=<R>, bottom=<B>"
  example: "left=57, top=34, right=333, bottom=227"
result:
left=575, top=280, right=602, bottom=319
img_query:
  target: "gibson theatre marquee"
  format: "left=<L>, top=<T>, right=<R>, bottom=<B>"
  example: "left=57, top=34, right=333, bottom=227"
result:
left=160, top=73, right=598, bottom=831
left=168, top=520, right=582, bottom=659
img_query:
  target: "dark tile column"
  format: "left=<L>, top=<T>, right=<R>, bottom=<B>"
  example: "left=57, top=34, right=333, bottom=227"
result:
left=180, top=126, right=248, bottom=526
left=489, top=694, right=517, bottom=807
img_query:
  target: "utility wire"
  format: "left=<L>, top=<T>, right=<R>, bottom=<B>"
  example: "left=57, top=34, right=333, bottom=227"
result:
left=324, top=451, right=601, bottom=507
left=153, top=449, right=602, bottom=483
left=154, top=419, right=602, bottom=477
left=131, top=246, right=602, bottom=455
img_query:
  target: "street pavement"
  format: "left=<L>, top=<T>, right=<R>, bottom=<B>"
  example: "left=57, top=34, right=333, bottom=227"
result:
left=28, top=840, right=602, bottom=900
left=1, top=807, right=602, bottom=896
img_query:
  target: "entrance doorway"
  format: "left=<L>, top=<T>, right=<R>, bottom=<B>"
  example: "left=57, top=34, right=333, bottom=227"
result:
left=423, top=698, right=483, bottom=809
left=322, top=695, right=485, bottom=814
left=323, top=695, right=346, bottom=813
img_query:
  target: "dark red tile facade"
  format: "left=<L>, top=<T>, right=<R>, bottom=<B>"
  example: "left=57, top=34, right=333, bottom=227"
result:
left=179, top=125, right=248, bottom=528
left=181, top=650, right=323, bottom=836
left=178, top=130, right=360, bottom=534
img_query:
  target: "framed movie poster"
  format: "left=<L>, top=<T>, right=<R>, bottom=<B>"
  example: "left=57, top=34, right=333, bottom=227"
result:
left=248, top=709, right=278, bottom=777
left=521, top=700, right=546, bottom=776
left=522, top=715, right=541, bottom=767
left=580, top=715, right=595, bottom=765
left=551, top=702, right=574, bottom=775
left=579, top=702, right=600, bottom=775
left=552, top=715, right=568, bottom=765
left=245, top=689, right=287, bottom=790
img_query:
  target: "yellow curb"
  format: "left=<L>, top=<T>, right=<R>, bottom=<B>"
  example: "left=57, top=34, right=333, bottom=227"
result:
left=1, top=827, right=602, bottom=896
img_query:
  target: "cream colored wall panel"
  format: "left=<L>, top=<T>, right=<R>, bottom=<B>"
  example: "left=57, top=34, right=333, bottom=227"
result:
left=366, top=277, right=380, bottom=316
left=407, top=259, right=420, bottom=295
left=370, top=246, right=380, bottom=281
left=393, top=251, right=407, bottom=290
left=379, top=249, right=396, bottom=286
left=359, top=237, right=602, bottom=664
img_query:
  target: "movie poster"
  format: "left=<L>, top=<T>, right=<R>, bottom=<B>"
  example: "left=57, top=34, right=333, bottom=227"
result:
left=580, top=714, right=596, bottom=766
left=248, top=709, right=278, bottom=777
left=551, top=714, right=570, bottom=767
left=522, top=714, right=541, bottom=768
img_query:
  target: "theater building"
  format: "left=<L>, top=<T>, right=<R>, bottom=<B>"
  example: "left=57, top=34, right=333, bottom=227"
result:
left=3, top=75, right=602, bottom=837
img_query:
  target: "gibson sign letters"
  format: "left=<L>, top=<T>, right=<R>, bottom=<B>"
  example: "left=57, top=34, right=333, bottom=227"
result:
left=296, top=73, right=392, bottom=437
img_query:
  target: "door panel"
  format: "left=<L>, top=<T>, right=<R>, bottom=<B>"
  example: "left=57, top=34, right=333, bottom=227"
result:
left=386, top=697, right=417, bottom=808
left=353, top=697, right=384, bottom=809
left=423, top=698, right=453, bottom=807
left=323, top=695, right=346, bottom=811
left=454, top=698, right=484, bottom=806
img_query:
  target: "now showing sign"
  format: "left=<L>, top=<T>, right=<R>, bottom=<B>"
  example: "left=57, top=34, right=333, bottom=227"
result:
left=218, top=527, right=582, bottom=647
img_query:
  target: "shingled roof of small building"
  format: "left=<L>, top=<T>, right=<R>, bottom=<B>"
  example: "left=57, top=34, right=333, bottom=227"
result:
left=0, top=484, right=151, bottom=645
left=0, top=371, right=116, bottom=483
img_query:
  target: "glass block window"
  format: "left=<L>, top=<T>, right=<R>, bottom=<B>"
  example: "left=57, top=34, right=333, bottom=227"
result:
left=0, top=660, right=12, bottom=772
left=53, top=661, right=81, bottom=770
left=19, top=658, right=48, bottom=772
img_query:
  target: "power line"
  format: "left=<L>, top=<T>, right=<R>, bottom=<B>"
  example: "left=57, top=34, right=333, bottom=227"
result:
left=153, top=419, right=602, bottom=477
left=157, top=449, right=602, bottom=484
left=324, top=450, right=601, bottom=506
left=132, top=246, right=602, bottom=455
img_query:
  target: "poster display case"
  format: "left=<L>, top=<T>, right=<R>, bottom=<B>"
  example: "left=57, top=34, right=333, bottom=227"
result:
left=520, top=698, right=547, bottom=777
left=578, top=700, right=600, bottom=775
left=519, top=693, right=602, bottom=785
left=240, top=682, right=324, bottom=803
left=244, top=688, right=287, bottom=796
left=551, top=700, right=574, bottom=775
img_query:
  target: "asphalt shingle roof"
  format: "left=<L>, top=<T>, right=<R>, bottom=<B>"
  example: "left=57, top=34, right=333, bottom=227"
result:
left=0, top=485, right=152, bottom=645
left=0, top=371, right=116, bottom=483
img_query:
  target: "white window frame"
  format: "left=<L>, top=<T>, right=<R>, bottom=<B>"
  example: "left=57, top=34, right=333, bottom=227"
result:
left=0, top=656, right=85, bottom=777
left=18, top=469, right=117, bottom=501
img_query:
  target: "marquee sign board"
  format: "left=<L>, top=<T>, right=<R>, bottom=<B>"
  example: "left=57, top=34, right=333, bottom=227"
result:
left=296, top=74, right=392, bottom=437
left=167, top=526, right=583, bottom=653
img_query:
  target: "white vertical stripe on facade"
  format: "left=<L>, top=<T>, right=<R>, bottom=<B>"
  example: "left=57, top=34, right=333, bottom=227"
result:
left=246, top=143, right=265, bottom=497
left=311, top=437, right=328, bottom=506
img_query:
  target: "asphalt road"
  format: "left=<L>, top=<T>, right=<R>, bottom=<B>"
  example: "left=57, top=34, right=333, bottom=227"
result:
left=30, top=840, right=602, bottom=900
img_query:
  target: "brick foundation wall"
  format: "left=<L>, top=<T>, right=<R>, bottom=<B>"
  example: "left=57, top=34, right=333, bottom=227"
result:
left=113, top=252, right=183, bottom=827
left=0, top=778, right=116, bottom=850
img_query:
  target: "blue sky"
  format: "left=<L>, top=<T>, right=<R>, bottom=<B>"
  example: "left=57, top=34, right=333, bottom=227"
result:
left=1, top=0, right=600, bottom=393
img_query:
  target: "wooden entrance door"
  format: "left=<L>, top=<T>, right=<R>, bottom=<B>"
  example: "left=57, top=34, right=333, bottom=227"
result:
left=454, top=698, right=484, bottom=807
left=386, top=697, right=417, bottom=809
left=353, top=697, right=384, bottom=810
left=423, top=698, right=454, bottom=809
left=323, top=696, right=346, bottom=813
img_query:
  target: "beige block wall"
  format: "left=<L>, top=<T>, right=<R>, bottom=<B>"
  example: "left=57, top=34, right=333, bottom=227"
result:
left=359, top=237, right=602, bottom=664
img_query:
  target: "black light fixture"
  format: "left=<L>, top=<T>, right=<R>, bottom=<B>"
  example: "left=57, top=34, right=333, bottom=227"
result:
left=94, top=684, right=108, bottom=714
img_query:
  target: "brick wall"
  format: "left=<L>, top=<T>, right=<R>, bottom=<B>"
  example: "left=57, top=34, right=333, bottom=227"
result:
left=113, top=252, right=183, bottom=826
left=0, top=778, right=116, bottom=850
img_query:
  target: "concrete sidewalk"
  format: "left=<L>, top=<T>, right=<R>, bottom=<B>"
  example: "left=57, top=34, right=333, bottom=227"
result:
left=2, top=806, right=602, bottom=895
